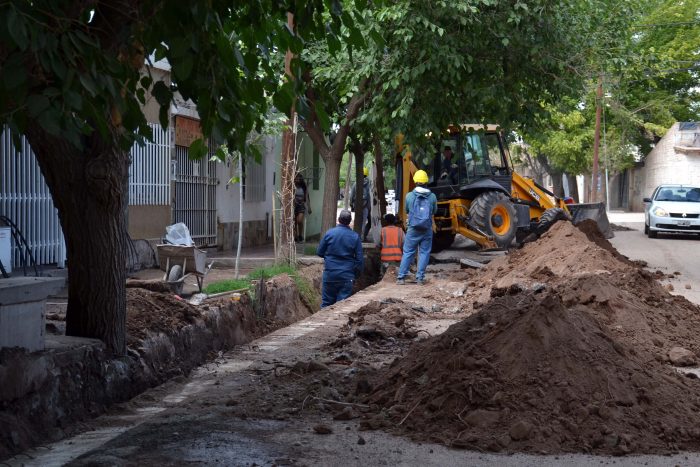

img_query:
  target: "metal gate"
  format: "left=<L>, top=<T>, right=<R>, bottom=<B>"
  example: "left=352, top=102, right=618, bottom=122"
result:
left=174, top=145, right=217, bottom=246
left=0, top=127, right=66, bottom=269
left=129, top=123, right=172, bottom=205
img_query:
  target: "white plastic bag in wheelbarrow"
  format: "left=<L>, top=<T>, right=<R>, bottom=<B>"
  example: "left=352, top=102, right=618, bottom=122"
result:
left=165, top=223, right=194, bottom=246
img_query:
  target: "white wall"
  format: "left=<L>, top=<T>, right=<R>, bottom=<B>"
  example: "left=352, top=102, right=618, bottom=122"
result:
left=643, top=123, right=700, bottom=197
left=216, top=135, right=279, bottom=226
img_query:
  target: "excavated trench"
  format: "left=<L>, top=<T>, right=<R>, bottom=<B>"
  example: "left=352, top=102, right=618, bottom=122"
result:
left=0, top=248, right=382, bottom=462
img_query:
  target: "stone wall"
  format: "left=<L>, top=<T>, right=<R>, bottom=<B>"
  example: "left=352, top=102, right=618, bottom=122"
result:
left=0, top=298, right=252, bottom=460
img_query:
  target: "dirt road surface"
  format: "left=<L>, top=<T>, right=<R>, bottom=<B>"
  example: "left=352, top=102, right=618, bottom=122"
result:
left=608, top=211, right=700, bottom=305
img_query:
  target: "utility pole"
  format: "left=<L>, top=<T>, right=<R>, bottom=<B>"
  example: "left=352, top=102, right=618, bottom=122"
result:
left=279, top=12, right=297, bottom=265
left=591, top=74, right=603, bottom=203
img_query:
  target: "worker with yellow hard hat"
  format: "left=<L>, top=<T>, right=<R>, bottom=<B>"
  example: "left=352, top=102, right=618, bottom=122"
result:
left=396, top=169, right=437, bottom=285
left=350, top=166, right=372, bottom=241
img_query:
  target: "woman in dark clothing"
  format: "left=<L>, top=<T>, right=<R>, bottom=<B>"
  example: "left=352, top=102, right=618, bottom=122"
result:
left=294, top=173, right=311, bottom=241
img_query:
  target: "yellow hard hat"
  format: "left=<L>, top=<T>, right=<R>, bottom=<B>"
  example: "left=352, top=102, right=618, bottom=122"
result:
left=363, top=166, right=369, bottom=176
left=413, top=170, right=429, bottom=184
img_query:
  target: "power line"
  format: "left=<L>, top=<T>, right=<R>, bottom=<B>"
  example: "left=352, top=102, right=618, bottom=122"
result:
left=634, top=20, right=700, bottom=28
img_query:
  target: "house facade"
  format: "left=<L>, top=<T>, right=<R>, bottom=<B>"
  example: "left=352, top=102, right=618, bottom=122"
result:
left=0, top=58, right=330, bottom=268
left=608, top=122, right=700, bottom=212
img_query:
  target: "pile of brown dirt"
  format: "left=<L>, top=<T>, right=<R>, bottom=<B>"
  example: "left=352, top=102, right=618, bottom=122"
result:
left=126, top=288, right=201, bottom=340
left=364, top=289, right=700, bottom=454
left=360, top=220, right=700, bottom=454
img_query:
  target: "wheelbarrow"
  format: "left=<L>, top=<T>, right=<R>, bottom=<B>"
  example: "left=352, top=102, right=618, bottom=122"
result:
left=156, top=244, right=213, bottom=295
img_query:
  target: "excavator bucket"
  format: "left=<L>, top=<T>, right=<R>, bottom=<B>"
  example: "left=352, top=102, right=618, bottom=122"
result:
left=567, top=203, right=613, bottom=238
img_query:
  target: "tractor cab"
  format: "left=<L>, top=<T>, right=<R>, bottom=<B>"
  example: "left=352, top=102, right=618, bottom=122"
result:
left=407, top=128, right=512, bottom=201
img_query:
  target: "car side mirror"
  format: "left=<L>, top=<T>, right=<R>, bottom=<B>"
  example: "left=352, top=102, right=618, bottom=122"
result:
left=643, top=197, right=651, bottom=203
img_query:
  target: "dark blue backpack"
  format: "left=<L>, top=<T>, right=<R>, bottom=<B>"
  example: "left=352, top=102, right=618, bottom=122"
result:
left=409, top=193, right=432, bottom=230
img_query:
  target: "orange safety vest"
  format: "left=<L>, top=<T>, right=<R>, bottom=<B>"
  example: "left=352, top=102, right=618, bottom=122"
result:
left=380, top=226, right=405, bottom=262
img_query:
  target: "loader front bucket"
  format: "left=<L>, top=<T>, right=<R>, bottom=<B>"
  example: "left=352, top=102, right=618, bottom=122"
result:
left=567, top=203, right=613, bottom=239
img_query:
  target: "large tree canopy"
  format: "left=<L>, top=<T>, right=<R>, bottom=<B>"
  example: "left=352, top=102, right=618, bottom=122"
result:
left=0, top=0, right=357, bottom=354
left=518, top=0, right=700, bottom=183
left=298, top=0, right=629, bottom=230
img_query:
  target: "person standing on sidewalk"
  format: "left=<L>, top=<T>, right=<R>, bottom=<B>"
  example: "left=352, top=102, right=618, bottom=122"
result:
left=378, top=213, right=405, bottom=277
left=397, top=170, right=437, bottom=285
left=317, top=209, right=364, bottom=307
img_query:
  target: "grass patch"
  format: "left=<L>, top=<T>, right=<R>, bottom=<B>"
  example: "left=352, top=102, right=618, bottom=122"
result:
left=303, top=244, right=318, bottom=256
left=248, top=264, right=296, bottom=280
left=203, top=264, right=320, bottom=311
left=203, top=278, right=250, bottom=295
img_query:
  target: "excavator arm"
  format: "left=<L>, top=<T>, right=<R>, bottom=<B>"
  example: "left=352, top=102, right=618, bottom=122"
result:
left=511, top=171, right=613, bottom=238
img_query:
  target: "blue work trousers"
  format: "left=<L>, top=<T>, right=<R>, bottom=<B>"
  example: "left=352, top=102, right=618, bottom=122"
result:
left=397, top=228, right=433, bottom=281
left=321, top=280, right=354, bottom=308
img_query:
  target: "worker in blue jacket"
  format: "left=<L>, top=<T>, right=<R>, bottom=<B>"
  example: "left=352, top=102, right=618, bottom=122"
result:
left=317, top=209, right=364, bottom=307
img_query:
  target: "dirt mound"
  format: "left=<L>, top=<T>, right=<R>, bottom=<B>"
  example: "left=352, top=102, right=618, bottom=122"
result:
left=575, top=219, right=635, bottom=265
left=473, top=220, right=700, bottom=361
left=126, top=288, right=201, bottom=340
left=364, top=289, right=700, bottom=454
left=474, top=221, right=635, bottom=303
left=346, top=299, right=420, bottom=340
left=558, top=271, right=700, bottom=359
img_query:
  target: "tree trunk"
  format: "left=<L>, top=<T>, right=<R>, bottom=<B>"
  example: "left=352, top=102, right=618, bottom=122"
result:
left=235, top=153, right=243, bottom=278
left=551, top=171, right=565, bottom=198
left=373, top=135, right=387, bottom=216
left=343, top=151, right=353, bottom=210
left=301, top=79, right=370, bottom=234
left=321, top=154, right=342, bottom=233
left=279, top=122, right=296, bottom=264
left=566, top=173, right=580, bottom=203
left=26, top=128, right=129, bottom=356
left=351, top=139, right=365, bottom=235
left=278, top=12, right=297, bottom=264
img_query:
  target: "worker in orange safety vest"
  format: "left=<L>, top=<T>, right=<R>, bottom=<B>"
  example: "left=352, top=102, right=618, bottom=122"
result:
left=378, top=213, right=405, bottom=276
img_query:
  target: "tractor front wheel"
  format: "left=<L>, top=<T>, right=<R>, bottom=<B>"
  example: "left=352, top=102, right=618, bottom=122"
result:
left=469, top=191, right=517, bottom=249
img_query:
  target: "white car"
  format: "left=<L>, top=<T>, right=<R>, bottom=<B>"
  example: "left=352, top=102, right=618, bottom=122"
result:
left=644, top=184, right=700, bottom=238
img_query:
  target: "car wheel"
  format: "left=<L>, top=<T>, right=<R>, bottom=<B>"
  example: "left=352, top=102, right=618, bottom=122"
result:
left=644, top=223, right=649, bottom=234
left=647, top=228, right=658, bottom=239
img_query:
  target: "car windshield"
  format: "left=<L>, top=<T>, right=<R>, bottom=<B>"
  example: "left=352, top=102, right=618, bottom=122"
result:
left=654, top=187, right=700, bottom=202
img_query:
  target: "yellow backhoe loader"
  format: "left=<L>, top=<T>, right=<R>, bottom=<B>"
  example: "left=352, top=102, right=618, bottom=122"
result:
left=394, top=125, right=611, bottom=251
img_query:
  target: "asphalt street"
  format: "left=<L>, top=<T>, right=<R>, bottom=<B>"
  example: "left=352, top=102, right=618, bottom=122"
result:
left=608, top=211, right=700, bottom=305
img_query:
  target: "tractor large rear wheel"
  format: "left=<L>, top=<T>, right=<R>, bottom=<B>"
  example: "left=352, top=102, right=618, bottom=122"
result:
left=469, top=191, right=517, bottom=249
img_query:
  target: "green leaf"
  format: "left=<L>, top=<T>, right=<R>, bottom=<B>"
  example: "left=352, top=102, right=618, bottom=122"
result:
left=65, top=90, right=83, bottom=110
left=152, top=81, right=172, bottom=106
left=79, top=74, right=98, bottom=97
left=158, top=105, right=169, bottom=128
left=27, top=94, right=50, bottom=117
left=314, top=103, right=331, bottom=131
left=7, top=9, right=28, bottom=51
left=188, top=138, right=208, bottom=160
left=36, top=107, right=61, bottom=136
left=2, top=55, right=26, bottom=89
left=174, top=55, right=194, bottom=81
